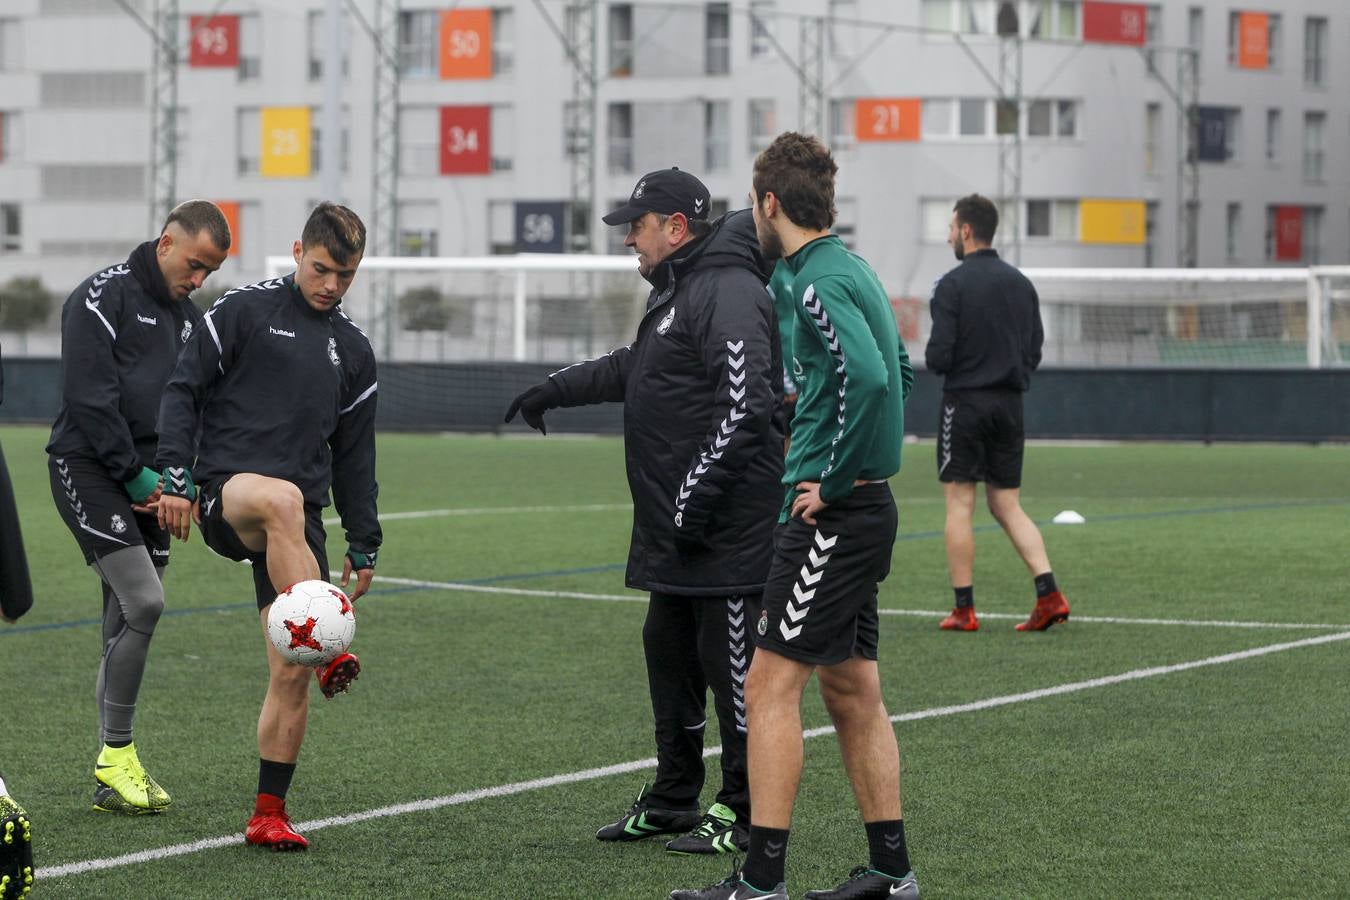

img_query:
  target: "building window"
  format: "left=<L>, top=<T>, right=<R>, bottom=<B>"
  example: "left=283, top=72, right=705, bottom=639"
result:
left=492, top=7, right=514, bottom=75
left=608, top=4, right=633, bottom=77
left=1225, top=202, right=1241, bottom=261
left=607, top=102, right=633, bottom=173
left=398, top=201, right=440, bottom=257
left=1305, top=207, right=1323, bottom=264
left=1144, top=201, right=1158, bottom=267
left=705, top=3, right=730, bottom=76
left=1264, top=108, right=1280, bottom=164
left=0, top=203, right=19, bottom=253
left=1025, top=199, right=1077, bottom=240
left=828, top=0, right=857, bottom=59
left=921, top=99, right=952, bottom=137
left=235, top=106, right=259, bottom=175
left=828, top=99, right=855, bottom=149
left=749, top=1, right=774, bottom=58
left=748, top=98, right=775, bottom=154
left=1187, top=5, right=1203, bottom=56
left=1144, top=102, right=1161, bottom=175
left=398, top=10, right=438, bottom=78
left=0, top=111, right=20, bottom=164
left=238, top=13, right=261, bottom=80
left=1026, top=1, right=1081, bottom=40
left=491, top=105, right=513, bottom=172
left=921, top=198, right=953, bottom=242
left=0, top=19, right=20, bottom=72
left=489, top=200, right=515, bottom=255
left=310, top=112, right=350, bottom=175
left=1303, top=111, right=1325, bottom=182
left=1303, top=17, right=1326, bottom=87
left=959, top=98, right=987, bottom=136
left=1228, top=12, right=1281, bottom=69
left=307, top=9, right=350, bottom=81
left=921, top=0, right=953, bottom=32
left=399, top=106, right=438, bottom=177
left=704, top=100, right=729, bottom=171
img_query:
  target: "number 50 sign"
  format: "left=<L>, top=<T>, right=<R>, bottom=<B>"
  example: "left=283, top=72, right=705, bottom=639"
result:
left=440, top=9, right=493, bottom=79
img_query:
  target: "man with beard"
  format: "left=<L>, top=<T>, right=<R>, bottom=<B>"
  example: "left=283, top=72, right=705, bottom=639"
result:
left=46, top=200, right=230, bottom=814
left=926, top=194, right=1069, bottom=634
left=672, top=132, right=917, bottom=900
left=505, top=168, right=784, bottom=857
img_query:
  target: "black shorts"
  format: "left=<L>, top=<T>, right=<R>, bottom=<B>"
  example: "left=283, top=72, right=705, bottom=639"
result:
left=197, top=478, right=330, bottom=610
left=48, top=455, right=170, bottom=568
left=937, top=389, right=1026, bottom=488
left=754, top=483, right=896, bottom=666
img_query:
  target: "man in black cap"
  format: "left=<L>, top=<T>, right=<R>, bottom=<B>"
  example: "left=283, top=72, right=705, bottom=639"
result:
left=506, top=169, right=785, bottom=857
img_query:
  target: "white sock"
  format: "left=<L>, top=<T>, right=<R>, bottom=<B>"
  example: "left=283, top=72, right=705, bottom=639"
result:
left=0, top=775, right=8, bottom=795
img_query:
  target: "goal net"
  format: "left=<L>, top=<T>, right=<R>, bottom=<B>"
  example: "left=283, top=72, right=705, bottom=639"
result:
left=266, top=256, right=1350, bottom=370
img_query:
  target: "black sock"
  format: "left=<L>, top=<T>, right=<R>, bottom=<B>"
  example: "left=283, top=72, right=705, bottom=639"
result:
left=953, top=585, right=974, bottom=609
left=742, top=825, right=790, bottom=890
left=257, top=759, right=297, bottom=801
left=865, top=819, right=911, bottom=878
left=105, top=739, right=131, bottom=749
left=1034, top=571, right=1058, bottom=598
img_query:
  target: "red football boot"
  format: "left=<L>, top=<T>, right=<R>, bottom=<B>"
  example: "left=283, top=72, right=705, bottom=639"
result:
left=939, top=606, right=979, bottom=631
left=245, top=796, right=308, bottom=851
left=1015, top=591, right=1070, bottom=631
left=316, top=652, right=360, bottom=699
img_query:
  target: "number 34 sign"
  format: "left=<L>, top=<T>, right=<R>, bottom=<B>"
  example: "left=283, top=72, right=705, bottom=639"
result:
left=439, top=106, right=491, bottom=175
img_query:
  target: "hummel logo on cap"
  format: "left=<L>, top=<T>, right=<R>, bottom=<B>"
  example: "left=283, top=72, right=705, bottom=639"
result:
left=603, top=167, right=712, bottom=225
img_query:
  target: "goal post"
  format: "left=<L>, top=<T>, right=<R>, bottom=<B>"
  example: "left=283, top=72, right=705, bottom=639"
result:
left=267, top=256, right=1350, bottom=369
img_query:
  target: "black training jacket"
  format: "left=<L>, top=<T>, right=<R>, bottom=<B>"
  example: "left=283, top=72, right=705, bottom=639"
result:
left=925, top=248, right=1044, bottom=392
left=549, top=209, right=785, bottom=596
left=155, top=275, right=381, bottom=555
left=46, top=241, right=204, bottom=482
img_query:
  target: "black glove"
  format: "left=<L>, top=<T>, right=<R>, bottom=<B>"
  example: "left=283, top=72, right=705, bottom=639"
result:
left=504, top=380, right=562, bottom=435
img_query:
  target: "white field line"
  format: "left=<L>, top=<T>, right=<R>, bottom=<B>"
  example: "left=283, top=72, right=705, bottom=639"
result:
left=43, top=629, right=1350, bottom=880
left=366, top=575, right=1350, bottom=632
left=321, top=502, right=631, bottom=525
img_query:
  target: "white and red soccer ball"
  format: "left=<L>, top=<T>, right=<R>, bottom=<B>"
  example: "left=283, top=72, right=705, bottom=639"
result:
left=266, top=580, right=356, bottom=666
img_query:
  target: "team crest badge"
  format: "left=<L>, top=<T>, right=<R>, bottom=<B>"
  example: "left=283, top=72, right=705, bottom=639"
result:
left=328, top=337, right=340, bottom=366
left=110, top=514, right=127, bottom=534
left=180, top=321, right=193, bottom=343
left=633, top=180, right=646, bottom=199
left=792, top=357, right=804, bottom=378
left=657, top=306, right=676, bottom=335
left=757, top=609, right=769, bottom=637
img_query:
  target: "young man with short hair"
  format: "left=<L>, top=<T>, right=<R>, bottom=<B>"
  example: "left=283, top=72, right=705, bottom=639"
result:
left=672, top=132, right=918, bottom=900
left=927, top=194, right=1069, bottom=633
left=46, top=200, right=231, bottom=814
left=155, top=202, right=381, bottom=850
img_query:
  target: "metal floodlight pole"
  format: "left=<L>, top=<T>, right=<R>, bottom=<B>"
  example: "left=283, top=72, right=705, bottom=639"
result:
left=321, top=0, right=344, bottom=202
left=149, top=0, right=179, bottom=233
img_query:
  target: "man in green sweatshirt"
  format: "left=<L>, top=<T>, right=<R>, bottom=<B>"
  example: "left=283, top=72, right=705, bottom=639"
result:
left=670, top=132, right=918, bottom=900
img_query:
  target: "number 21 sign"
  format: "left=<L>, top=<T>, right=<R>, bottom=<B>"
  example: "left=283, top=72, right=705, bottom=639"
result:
left=440, top=106, right=491, bottom=175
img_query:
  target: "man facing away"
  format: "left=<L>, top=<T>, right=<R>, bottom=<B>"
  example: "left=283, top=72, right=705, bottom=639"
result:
left=45, top=200, right=230, bottom=814
left=926, top=194, right=1070, bottom=633
left=506, top=168, right=785, bottom=856
left=155, top=202, right=381, bottom=850
left=673, top=131, right=918, bottom=900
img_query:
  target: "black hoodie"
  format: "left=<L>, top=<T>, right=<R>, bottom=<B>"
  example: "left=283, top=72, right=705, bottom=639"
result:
left=46, top=241, right=204, bottom=483
left=549, top=209, right=785, bottom=596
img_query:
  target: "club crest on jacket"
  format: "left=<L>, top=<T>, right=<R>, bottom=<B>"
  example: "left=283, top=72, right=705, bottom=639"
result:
left=657, top=306, right=676, bottom=335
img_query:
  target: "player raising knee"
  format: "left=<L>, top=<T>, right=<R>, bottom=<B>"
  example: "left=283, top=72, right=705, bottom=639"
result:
left=155, top=203, right=382, bottom=851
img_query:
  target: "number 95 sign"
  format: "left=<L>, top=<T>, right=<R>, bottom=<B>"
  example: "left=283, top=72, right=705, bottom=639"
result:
left=439, top=106, right=491, bottom=175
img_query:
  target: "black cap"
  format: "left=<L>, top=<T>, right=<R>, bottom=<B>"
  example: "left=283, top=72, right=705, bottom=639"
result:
left=602, top=168, right=712, bottom=226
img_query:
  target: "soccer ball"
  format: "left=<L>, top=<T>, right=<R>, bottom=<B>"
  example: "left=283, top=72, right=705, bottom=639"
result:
left=267, top=580, right=356, bottom=667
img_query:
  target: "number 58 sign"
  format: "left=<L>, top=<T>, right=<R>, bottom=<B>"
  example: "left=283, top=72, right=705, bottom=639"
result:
left=439, top=106, right=491, bottom=175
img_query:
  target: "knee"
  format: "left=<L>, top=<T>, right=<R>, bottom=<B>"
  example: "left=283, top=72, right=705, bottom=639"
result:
left=269, top=659, right=312, bottom=693
left=819, top=673, right=881, bottom=720
left=123, top=580, right=165, bottom=634
left=260, top=486, right=305, bottom=532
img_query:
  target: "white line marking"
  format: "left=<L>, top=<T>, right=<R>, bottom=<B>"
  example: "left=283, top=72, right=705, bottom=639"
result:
left=364, top=575, right=1350, bottom=631
left=43, top=629, right=1350, bottom=880
left=322, top=503, right=629, bottom=525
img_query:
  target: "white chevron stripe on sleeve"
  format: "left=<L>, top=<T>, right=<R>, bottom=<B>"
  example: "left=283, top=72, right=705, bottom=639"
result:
left=672, top=338, right=751, bottom=527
